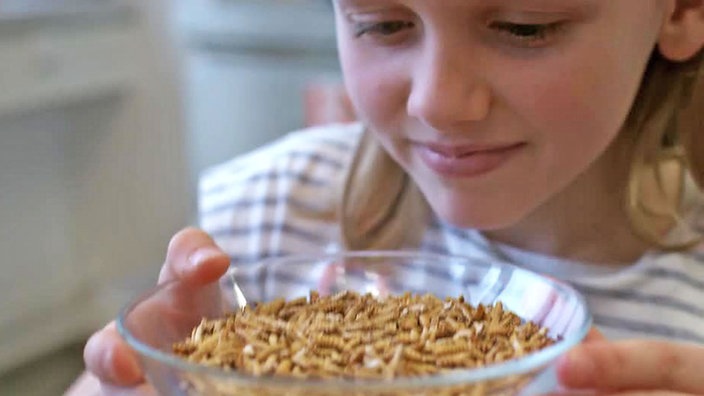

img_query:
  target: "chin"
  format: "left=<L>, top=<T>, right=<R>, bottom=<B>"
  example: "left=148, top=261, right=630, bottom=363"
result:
left=427, top=196, right=527, bottom=231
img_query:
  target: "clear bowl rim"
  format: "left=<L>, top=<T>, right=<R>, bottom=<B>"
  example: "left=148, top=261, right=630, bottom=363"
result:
left=116, top=250, right=592, bottom=390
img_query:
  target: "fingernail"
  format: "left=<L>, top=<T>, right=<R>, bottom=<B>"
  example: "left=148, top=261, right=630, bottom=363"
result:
left=101, top=346, right=142, bottom=385
left=188, top=247, right=224, bottom=268
left=120, top=354, right=143, bottom=384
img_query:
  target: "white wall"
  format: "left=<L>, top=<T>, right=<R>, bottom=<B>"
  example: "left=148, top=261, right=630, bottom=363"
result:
left=175, top=0, right=341, bottom=176
left=0, top=0, right=191, bottom=372
left=69, top=0, right=191, bottom=284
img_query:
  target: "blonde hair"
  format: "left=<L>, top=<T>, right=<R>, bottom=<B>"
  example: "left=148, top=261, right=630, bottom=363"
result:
left=339, top=49, right=704, bottom=251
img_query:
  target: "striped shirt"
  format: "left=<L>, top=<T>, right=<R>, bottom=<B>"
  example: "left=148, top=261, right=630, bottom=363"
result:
left=199, top=122, right=704, bottom=344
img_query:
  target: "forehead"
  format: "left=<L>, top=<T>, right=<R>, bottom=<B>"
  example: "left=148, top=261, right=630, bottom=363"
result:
left=333, top=0, right=598, bottom=9
left=333, top=0, right=665, bottom=33
left=332, top=0, right=658, bottom=18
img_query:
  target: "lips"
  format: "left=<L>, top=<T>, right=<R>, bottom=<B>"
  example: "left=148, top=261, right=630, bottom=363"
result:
left=423, top=142, right=520, bottom=157
left=414, top=141, right=525, bottom=178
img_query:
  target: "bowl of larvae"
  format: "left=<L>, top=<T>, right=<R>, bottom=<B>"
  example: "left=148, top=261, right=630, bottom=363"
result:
left=117, top=251, right=591, bottom=396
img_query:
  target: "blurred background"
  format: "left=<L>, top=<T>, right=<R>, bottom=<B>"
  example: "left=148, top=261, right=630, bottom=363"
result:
left=0, top=0, right=353, bottom=394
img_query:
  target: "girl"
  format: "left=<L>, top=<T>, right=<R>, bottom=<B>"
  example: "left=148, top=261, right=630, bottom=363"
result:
left=79, top=0, right=704, bottom=394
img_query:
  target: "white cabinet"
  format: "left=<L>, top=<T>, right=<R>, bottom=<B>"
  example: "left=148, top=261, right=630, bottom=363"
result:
left=0, top=6, right=135, bottom=116
left=0, top=3, right=190, bottom=374
left=175, top=0, right=341, bottom=174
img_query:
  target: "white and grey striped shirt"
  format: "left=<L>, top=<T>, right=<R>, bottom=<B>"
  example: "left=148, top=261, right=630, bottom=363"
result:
left=199, top=123, right=704, bottom=344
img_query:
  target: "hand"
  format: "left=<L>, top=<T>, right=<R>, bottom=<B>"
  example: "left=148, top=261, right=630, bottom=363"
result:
left=553, top=336, right=704, bottom=395
left=79, top=228, right=230, bottom=395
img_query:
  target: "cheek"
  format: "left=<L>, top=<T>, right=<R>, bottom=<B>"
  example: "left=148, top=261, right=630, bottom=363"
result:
left=339, top=48, right=409, bottom=130
left=507, top=50, right=646, bottom=156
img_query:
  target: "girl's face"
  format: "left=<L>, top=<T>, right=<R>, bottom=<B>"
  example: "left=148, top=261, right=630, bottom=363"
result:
left=334, top=0, right=670, bottom=230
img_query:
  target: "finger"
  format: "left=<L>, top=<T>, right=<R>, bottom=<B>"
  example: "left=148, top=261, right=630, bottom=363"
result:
left=556, top=340, right=704, bottom=394
left=65, top=371, right=101, bottom=396
left=100, top=382, right=159, bottom=396
left=601, top=392, right=691, bottom=396
left=583, top=327, right=607, bottom=343
left=544, top=391, right=691, bottom=396
left=158, top=227, right=230, bottom=285
left=84, top=322, right=143, bottom=387
left=66, top=372, right=158, bottom=396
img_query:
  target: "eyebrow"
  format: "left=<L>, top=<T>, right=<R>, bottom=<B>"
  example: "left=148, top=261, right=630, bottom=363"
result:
left=334, top=0, right=600, bottom=25
left=480, top=0, right=599, bottom=16
left=334, top=0, right=597, bottom=11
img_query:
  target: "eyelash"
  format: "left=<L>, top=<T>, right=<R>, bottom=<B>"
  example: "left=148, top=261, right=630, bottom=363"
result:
left=489, top=22, right=565, bottom=45
left=352, top=19, right=565, bottom=48
left=353, top=21, right=414, bottom=38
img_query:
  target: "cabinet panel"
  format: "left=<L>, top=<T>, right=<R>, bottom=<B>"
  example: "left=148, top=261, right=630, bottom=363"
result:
left=0, top=7, right=140, bottom=373
left=0, top=16, right=135, bottom=117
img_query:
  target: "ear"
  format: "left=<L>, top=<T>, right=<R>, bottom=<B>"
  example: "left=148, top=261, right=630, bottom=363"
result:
left=658, top=0, right=704, bottom=62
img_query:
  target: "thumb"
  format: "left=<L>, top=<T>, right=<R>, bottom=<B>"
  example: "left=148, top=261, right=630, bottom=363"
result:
left=101, top=382, right=160, bottom=396
left=583, top=327, right=606, bottom=343
left=84, top=323, right=143, bottom=387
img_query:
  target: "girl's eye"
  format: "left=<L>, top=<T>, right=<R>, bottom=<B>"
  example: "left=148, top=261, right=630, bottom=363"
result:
left=489, top=21, right=564, bottom=46
left=354, top=21, right=415, bottom=38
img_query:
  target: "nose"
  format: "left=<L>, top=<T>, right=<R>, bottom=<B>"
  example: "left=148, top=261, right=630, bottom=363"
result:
left=407, top=41, right=492, bottom=132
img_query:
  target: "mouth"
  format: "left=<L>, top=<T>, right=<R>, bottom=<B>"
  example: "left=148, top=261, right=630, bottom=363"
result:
left=421, top=142, right=525, bottom=158
left=413, top=141, right=526, bottom=178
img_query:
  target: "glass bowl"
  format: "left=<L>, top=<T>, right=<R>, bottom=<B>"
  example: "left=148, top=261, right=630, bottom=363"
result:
left=117, top=251, right=591, bottom=396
